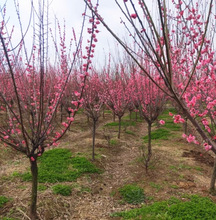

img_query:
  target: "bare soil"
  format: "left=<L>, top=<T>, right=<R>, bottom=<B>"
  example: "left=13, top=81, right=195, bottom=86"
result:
left=0, top=111, right=215, bottom=219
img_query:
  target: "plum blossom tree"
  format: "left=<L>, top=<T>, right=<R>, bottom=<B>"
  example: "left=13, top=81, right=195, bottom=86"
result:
left=131, top=70, right=166, bottom=171
left=0, top=1, right=99, bottom=218
left=82, top=72, right=104, bottom=160
left=103, top=67, right=130, bottom=139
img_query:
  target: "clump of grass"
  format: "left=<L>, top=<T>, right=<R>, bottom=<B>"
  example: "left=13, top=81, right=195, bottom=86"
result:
left=143, top=128, right=171, bottom=143
left=149, top=182, right=162, bottom=192
left=110, top=139, right=118, bottom=146
left=0, top=195, right=9, bottom=208
left=38, top=184, right=48, bottom=191
left=125, top=130, right=136, bottom=136
left=52, top=184, right=72, bottom=196
left=104, top=121, right=136, bottom=127
left=112, top=195, right=216, bottom=219
left=21, top=148, right=100, bottom=183
left=119, top=184, right=145, bottom=204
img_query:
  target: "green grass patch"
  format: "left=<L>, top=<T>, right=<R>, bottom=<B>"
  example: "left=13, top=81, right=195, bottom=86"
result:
left=110, top=139, right=118, bottom=146
left=119, top=184, right=145, bottom=205
left=0, top=195, right=9, bottom=208
left=143, top=128, right=171, bottom=143
left=149, top=182, right=162, bottom=192
left=21, top=148, right=100, bottom=183
left=104, top=121, right=136, bottom=127
left=52, top=184, right=72, bottom=196
left=125, top=130, right=136, bottom=136
left=112, top=195, right=216, bottom=219
left=38, top=184, right=48, bottom=191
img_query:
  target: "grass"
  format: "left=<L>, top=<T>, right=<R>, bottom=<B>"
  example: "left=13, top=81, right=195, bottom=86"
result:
left=21, top=148, right=100, bottom=183
left=149, top=182, right=162, bottom=192
left=119, top=184, right=145, bottom=205
left=143, top=128, right=171, bottom=143
left=110, top=139, right=118, bottom=146
left=52, top=184, right=72, bottom=196
left=125, top=130, right=136, bottom=136
left=38, top=184, right=48, bottom=191
left=112, top=195, right=216, bottom=219
left=104, top=121, right=136, bottom=127
left=0, top=195, right=9, bottom=208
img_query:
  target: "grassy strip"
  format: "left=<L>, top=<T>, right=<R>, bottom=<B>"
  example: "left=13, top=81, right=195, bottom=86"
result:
left=112, top=195, right=216, bottom=219
left=21, top=148, right=100, bottom=183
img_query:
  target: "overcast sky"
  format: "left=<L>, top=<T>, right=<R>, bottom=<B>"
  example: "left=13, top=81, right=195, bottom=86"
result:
left=1, top=0, right=128, bottom=68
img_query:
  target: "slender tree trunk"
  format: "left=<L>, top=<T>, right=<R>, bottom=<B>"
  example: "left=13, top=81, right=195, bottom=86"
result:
left=135, top=111, right=138, bottom=121
left=92, top=120, right=97, bottom=160
left=184, top=117, right=188, bottom=135
left=103, top=107, right=105, bottom=119
left=60, top=104, right=63, bottom=123
left=129, top=111, right=132, bottom=121
left=113, top=112, right=115, bottom=122
left=146, top=122, right=152, bottom=172
left=210, top=156, right=216, bottom=194
left=30, top=159, right=38, bottom=220
left=118, top=116, right=122, bottom=139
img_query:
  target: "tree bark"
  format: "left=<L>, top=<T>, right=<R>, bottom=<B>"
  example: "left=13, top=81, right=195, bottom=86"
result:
left=146, top=122, right=152, bottom=172
left=92, top=120, right=97, bottom=160
left=118, top=116, right=122, bottom=139
left=30, top=159, right=38, bottom=220
left=210, top=156, right=216, bottom=194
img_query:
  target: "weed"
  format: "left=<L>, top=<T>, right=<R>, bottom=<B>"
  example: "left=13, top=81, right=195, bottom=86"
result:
left=0, top=195, right=9, bottom=208
left=52, top=184, right=72, bottom=196
left=21, top=148, right=100, bottom=183
left=119, top=184, right=145, bottom=204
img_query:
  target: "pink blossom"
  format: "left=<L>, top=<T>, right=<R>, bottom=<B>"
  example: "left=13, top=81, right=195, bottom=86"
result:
left=169, top=112, right=173, bottom=116
left=182, top=133, right=187, bottom=138
left=186, top=134, right=195, bottom=143
left=30, top=156, right=35, bottom=162
left=159, top=120, right=165, bottom=125
left=174, top=115, right=185, bottom=123
left=203, top=143, right=212, bottom=151
left=131, top=14, right=137, bottom=19
left=67, top=117, right=74, bottom=122
left=3, top=135, right=9, bottom=139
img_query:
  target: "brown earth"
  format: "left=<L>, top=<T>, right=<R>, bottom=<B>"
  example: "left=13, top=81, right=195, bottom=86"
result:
left=0, top=111, right=215, bottom=219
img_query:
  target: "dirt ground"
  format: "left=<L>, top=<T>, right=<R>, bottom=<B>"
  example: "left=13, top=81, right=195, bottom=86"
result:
left=0, top=111, right=215, bottom=219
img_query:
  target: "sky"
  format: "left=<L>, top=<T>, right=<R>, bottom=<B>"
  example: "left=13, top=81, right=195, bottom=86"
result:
left=1, top=0, right=128, bottom=68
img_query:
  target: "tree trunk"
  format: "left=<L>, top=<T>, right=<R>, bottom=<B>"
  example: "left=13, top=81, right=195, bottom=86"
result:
left=30, top=159, right=38, bottom=220
left=129, top=111, right=132, bottom=121
left=135, top=111, right=138, bottom=121
left=118, top=116, right=122, bottom=139
left=210, top=156, right=216, bottom=194
left=145, top=122, right=152, bottom=172
left=60, top=104, right=63, bottom=123
left=92, top=120, right=97, bottom=160
left=113, top=112, right=115, bottom=122
left=184, top=117, right=188, bottom=135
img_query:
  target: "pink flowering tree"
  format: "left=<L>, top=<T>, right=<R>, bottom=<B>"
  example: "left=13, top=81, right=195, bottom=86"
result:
left=82, top=72, right=104, bottom=160
left=0, top=1, right=99, bottom=218
left=132, top=71, right=166, bottom=171
left=84, top=0, right=216, bottom=192
left=103, top=68, right=130, bottom=139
